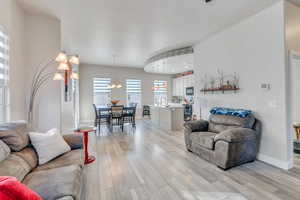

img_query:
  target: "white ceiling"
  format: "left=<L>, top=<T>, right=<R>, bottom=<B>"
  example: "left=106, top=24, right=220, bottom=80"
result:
left=17, top=0, right=280, bottom=68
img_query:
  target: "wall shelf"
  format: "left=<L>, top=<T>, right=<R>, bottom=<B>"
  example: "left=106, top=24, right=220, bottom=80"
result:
left=200, top=88, right=240, bottom=94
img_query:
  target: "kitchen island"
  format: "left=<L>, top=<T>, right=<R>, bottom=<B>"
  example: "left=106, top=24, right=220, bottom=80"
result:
left=150, top=105, right=184, bottom=131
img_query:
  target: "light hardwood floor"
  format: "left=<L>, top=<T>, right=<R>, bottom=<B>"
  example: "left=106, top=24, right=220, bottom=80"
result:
left=81, top=120, right=300, bottom=200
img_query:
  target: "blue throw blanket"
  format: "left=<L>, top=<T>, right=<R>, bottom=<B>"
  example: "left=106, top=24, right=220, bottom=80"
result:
left=210, top=107, right=252, bottom=118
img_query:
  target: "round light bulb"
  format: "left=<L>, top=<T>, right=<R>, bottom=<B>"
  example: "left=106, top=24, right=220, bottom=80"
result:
left=69, top=55, right=80, bottom=65
left=55, top=52, right=67, bottom=63
left=116, top=84, right=122, bottom=88
left=53, top=73, right=64, bottom=80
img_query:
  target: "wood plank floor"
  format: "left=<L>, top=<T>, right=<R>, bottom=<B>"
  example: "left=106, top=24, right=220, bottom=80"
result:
left=81, top=120, right=300, bottom=200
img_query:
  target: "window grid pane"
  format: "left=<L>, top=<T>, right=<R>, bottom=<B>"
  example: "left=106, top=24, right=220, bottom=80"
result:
left=126, top=79, right=141, bottom=107
left=153, top=80, right=168, bottom=106
left=0, top=28, right=9, bottom=123
left=93, top=78, right=111, bottom=106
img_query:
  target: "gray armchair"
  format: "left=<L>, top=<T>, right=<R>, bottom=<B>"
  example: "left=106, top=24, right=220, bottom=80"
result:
left=184, top=114, right=261, bottom=169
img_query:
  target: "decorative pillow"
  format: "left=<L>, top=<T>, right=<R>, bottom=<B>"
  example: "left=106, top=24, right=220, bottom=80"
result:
left=0, top=121, right=29, bottom=151
left=0, top=141, right=10, bottom=162
left=0, top=176, right=41, bottom=200
left=210, top=107, right=252, bottom=118
left=29, top=129, right=71, bottom=165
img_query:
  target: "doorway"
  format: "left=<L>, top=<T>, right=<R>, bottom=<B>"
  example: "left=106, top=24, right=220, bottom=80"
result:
left=289, top=50, right=300, bottom=169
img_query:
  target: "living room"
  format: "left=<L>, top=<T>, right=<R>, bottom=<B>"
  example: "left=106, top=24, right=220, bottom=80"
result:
left=1, top=0, right=300, bottom=200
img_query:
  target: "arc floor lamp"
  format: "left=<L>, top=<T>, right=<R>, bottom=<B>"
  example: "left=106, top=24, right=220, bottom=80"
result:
left=28, top=51, right=79, bottom=127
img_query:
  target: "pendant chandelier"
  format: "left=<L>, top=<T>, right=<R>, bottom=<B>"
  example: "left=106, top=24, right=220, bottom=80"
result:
left=108, top=81, right=123, bottom=89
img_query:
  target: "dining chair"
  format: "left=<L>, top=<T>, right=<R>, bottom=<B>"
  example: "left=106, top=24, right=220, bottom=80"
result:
left=98, top=107, right=111, bottom=130
left=123, top=105, right=137, bottom=127
left=110, top=105, right=124, bottom=132
left=93, top=104, right=100, bottom=127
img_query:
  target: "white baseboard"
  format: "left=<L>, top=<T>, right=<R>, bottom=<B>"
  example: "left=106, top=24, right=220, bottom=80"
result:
left=257, top=153, right=293, bottom=170
left=80, top=120, right=93, bottom=124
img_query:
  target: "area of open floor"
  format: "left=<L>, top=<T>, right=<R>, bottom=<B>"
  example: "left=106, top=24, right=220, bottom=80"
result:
left=81, top=120, right=300, bottom=200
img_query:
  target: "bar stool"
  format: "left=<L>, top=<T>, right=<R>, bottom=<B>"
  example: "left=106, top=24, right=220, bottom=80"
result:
left=142, top=105, right=150, bottom=118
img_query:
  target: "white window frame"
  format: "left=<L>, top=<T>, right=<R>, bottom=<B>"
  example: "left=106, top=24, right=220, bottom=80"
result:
left=0, top=27, right=9, bottom=122
left=126, top=79, right=141, bottom=107
left=153, top=80, right=168, bottom=106
left=93, top=78, right=112, bottom=106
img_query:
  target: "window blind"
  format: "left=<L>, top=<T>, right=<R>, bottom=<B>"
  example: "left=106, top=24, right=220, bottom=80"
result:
left=153, top=80, right=167, bottom=93
left=126, top=79, right=141, bottom=94
left=93, top=78, right=111, bottom=106
left=0, top=28, right=9, bottom=122
left=126, top=79, right=141, bottom=107
left=93, top=78, right=111, bottom=94
left=0, top=30, right=9, bottom=86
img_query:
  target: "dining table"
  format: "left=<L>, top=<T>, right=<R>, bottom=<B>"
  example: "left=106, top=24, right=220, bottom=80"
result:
left=96, top=105, right=136, bottom=113
left=96, top=105, right=137, bottom=127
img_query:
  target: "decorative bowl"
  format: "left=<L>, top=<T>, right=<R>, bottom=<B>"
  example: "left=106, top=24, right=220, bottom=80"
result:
left=111, top=100, right=120, bottom=105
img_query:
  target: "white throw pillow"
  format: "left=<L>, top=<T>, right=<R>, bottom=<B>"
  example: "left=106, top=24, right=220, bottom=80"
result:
left=29, top=128, right=71, bottom=165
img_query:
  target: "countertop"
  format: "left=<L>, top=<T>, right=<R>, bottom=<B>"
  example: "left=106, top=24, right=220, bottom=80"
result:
left=150, top=104, right=184, bottom=110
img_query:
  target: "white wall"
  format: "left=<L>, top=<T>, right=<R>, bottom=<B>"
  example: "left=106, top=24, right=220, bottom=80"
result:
left=0, top=1, right=62, bottom=131
left=0, top=0, right=27, bottom=121
left=25, top=14, right=61, bottom=132
left=0, top=1, right=10, bottom=29
left=286, top=1, right=300, bottom=52
left=193, top=1, right=291, bottom=169
left=79, top=64, right=172, bottom=122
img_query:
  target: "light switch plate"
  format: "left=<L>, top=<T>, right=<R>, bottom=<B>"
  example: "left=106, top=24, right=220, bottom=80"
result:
left=260, top=83, right=271, bottom=90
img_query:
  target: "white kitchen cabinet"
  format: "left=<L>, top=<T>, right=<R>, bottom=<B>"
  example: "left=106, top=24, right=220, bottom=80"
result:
left=173, top=78, right=177, bottom=96
left=178, top=77, right=184, bottom=96
left=190, top=75, right=194, bottom=87
left=182, top=76, right=186, bottom=91
left=172, top=75, right=194, bottom=97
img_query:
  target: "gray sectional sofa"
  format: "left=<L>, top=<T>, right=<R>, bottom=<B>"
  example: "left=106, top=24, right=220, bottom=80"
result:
left=184, top=114, right=261, bottom=169
left=0, top=122, right=84, bottom=200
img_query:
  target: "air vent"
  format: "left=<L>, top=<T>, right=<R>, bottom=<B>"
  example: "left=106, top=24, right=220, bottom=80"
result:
left=202, top=0, right=214, bottom=4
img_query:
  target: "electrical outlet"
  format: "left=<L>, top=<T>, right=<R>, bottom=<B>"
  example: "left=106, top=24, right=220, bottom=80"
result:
left=268, top=100, right=278, bottom=108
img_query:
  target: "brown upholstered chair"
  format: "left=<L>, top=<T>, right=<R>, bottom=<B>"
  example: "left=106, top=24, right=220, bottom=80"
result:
left=184, top=113, right=261, bottom=169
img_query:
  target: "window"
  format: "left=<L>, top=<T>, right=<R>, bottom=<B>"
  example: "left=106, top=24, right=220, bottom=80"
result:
left=153, top=80, right=168, bottom=106
left=126, top=79, right=141, bottom=107
left=0, top=29, right=9, bottom=122
left=93, top=78, right=111, bottom=106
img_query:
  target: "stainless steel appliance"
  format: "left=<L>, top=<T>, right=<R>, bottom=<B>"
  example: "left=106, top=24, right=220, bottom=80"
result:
left=186, top=87, right=194, bottom=96
left=184, top=104, right=193, bottom=121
